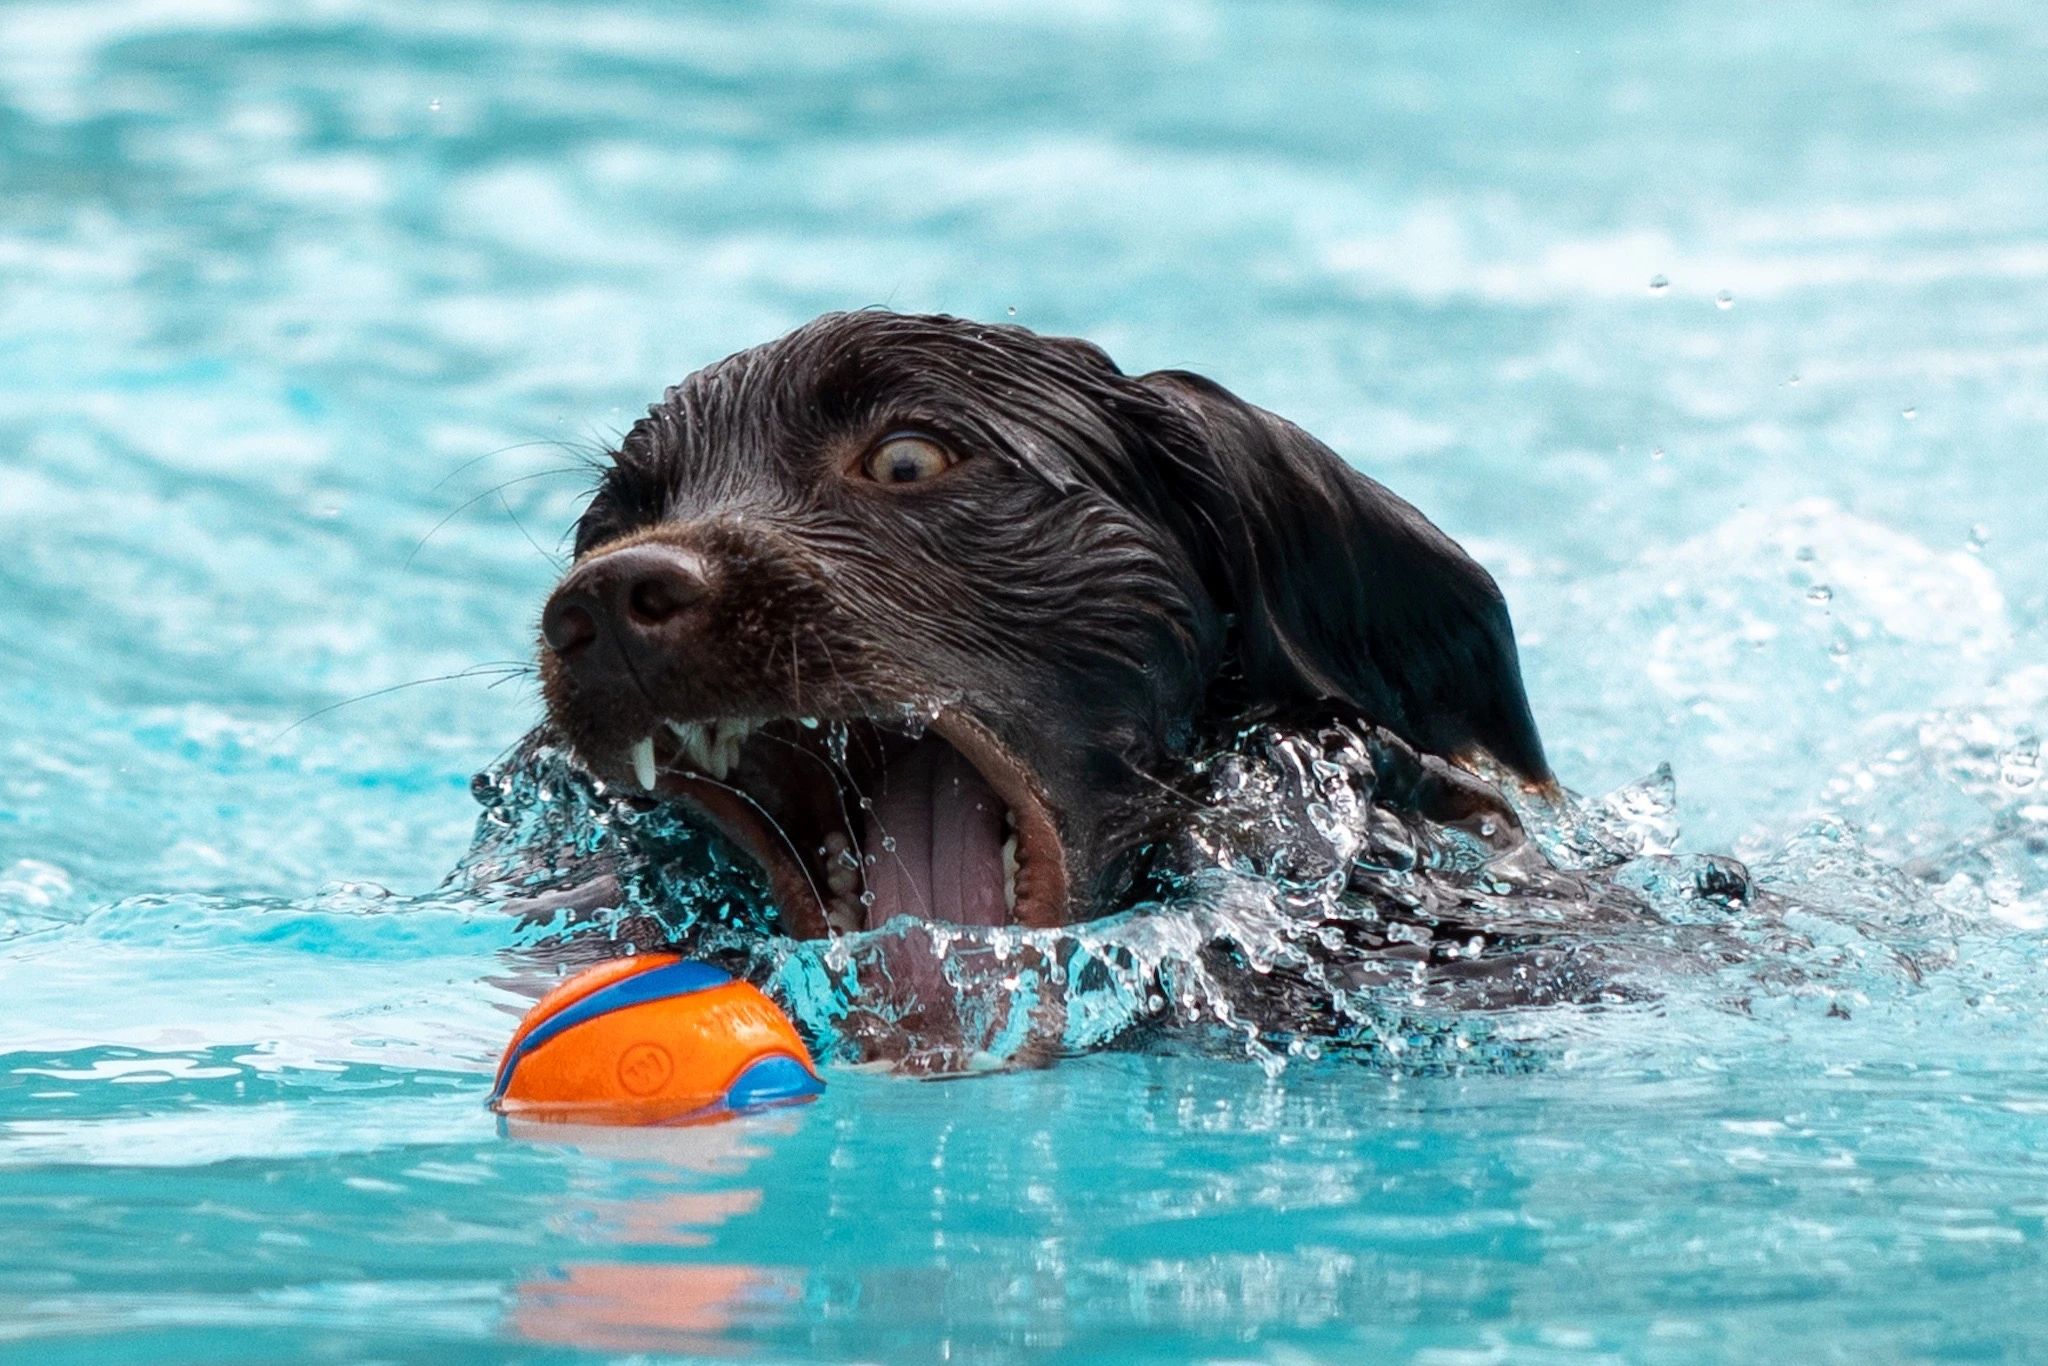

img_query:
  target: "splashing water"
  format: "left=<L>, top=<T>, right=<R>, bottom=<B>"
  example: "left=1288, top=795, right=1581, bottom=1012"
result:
left=450, top=703, right=1973, bottom=1080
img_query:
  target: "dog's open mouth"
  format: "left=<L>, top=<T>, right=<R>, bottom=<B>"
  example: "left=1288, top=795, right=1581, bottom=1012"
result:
left=608, top=708, right=1069, bottom=940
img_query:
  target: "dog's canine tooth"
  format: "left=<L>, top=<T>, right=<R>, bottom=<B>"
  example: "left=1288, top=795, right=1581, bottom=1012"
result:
left=630, top=736, right=657, bottom=791
left=1001, top=833, right=1019, bottom=914
left=720, top=725, right=747, bottom=774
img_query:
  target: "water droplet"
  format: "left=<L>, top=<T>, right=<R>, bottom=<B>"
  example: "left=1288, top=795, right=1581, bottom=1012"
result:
left=1650, top=446, right=1666, bottom=462
left=1794, top=544, right=1816, bottom=562
left=1006, top=305, right=1017, bottom=316
left=1714, top=290, right=1735, bottom=310
left=428, top=98, right=442, bottom=112
left=1967, top=524, right=1990, bottom=553
left=2000, top=739, right=2040, bottom=790
left=1828, top=639, right=1852, bottom=659
left=1787, top=374, right=1802, bottom=386
left=1145, top=993, right=1165, bottom=1013
left=1647, top=274, right=1669, bottom=295
left=880, top=835, right=897, bottom=852
left=1902, top=406, right=1918, bottom=421
left=1806, top=584, right=1834, bottom=604
left=858, top=890, right=877, bottom=907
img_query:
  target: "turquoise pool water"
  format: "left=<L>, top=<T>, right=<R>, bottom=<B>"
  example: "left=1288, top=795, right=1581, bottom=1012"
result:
left=5, top=0, right=2048, bottom=1358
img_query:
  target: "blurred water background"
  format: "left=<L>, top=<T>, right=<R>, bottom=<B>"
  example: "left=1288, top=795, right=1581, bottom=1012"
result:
left=3, top=0, right=2047, bottom=1359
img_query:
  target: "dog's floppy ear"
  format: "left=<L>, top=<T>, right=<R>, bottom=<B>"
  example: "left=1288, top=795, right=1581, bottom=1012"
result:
left=1137, top=370, right=1553, bottom=788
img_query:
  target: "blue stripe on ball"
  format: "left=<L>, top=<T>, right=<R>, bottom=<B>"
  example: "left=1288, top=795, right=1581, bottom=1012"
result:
left=722, top=1054, right=826, bottom=1111
left=488, top=959, right=733, bottom=1102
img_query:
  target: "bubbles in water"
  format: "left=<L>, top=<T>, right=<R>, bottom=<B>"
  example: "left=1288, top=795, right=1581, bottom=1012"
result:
left=1651, top=446, right=1666, bottom=462
left=427, top=98, right=442, bottom=112
left=1647, top=274, right=1670, bottom=295
left=1902, top=406, right=1918, bottom=421
left=1714, top=290, right=1735, bottom=310
left=1006, top=306, right=1017, bottom=316
left=880, top=835, right=897, bottom=852
left=1788, top=374, right=1802, bottom=386
left=1807, top=584, right=1834, bottom=604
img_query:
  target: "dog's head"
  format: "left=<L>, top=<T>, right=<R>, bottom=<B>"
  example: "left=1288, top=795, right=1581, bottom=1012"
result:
left=538, top=311, right=1549, bottom=939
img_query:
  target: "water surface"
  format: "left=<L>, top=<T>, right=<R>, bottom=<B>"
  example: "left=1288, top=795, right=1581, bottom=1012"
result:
left=4, top=0, right=2048, bottom=1359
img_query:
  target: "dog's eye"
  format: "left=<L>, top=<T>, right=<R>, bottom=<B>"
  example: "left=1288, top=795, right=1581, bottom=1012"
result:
left=860, top=433, right=957, bottom=486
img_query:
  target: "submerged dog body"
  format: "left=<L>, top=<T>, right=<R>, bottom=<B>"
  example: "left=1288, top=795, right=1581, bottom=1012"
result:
left=537, top=311, right=1552, bottom=950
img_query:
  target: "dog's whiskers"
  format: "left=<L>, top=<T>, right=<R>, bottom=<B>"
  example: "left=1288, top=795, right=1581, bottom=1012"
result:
left=272, top=662, right=537, bottom=743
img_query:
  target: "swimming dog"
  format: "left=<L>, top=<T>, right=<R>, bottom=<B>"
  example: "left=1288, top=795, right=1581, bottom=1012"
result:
left=534, top=311, right=1553, bottom=947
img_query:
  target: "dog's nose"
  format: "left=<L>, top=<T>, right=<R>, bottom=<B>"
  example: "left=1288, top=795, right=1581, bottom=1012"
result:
left=542, top=542, right=712, bottom=659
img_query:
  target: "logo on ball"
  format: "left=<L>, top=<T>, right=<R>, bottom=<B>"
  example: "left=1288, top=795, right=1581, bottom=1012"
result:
left=616, top=1042, right=674, bottom=1095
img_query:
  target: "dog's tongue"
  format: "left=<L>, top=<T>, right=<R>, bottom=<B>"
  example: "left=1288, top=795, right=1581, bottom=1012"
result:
left=862, top=736, right=1009, bottom=931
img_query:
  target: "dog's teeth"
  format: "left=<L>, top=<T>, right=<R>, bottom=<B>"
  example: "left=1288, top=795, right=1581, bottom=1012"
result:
left=667, top=721, right=715, bottom=775
left=819, top=831, right=858, bottom=896
left=1001, top=833, right=1019, bottom=914
left=799, top=717, right=820, bottom=730
left=826, top=900, right=862, bottom=935
left=630, top=736, right=657, bottom=791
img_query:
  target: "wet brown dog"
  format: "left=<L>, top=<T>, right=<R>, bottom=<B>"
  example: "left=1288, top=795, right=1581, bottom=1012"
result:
left=537, top=311, right=1550, bottom=946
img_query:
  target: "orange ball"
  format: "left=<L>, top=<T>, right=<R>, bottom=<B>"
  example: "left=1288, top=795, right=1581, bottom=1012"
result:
left=489, top=954, right=822, bottom=1124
